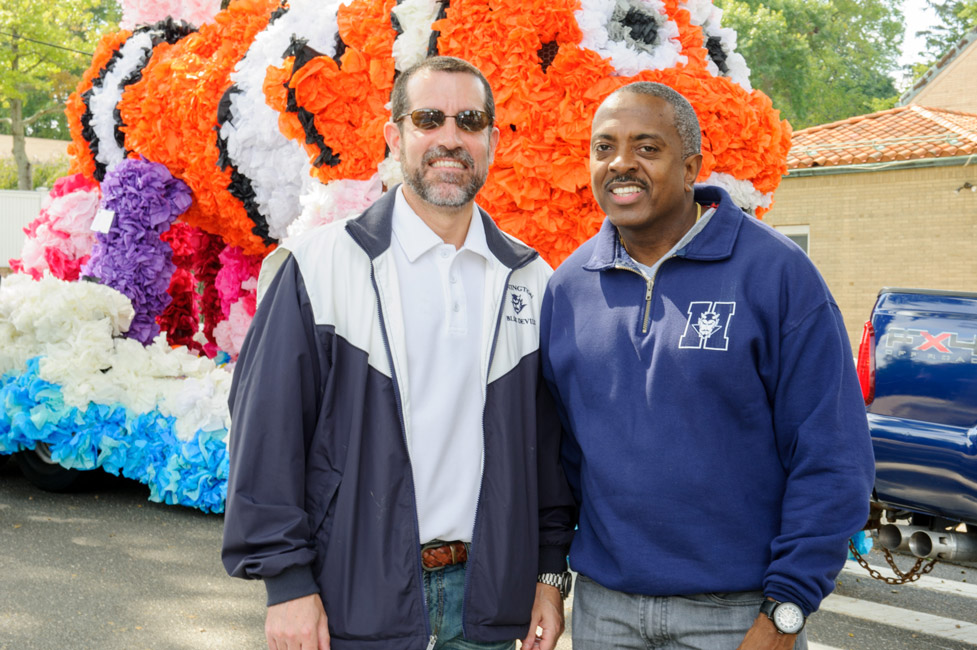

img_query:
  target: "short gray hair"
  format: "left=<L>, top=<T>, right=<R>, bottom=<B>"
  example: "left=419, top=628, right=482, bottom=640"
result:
left=390, top=56, right=495, bottom=128
left=608, top=82, right=701, bottom=158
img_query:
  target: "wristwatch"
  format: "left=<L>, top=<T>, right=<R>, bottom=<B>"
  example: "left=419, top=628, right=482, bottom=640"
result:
left=537, top=572, right=573, bottom=599
left=759, top=598, right=805, bottom=634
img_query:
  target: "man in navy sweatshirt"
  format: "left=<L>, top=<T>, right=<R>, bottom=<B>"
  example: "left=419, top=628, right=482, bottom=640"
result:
left=539, top=82, right=875, bottom=649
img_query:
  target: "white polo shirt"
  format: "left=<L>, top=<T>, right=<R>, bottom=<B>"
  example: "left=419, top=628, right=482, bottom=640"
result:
left=391, top=187, right=489, bottom=544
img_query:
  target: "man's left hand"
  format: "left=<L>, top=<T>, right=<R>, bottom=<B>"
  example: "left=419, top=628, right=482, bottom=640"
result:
left=736, top=614, right=798, bottom=650
left=520, top=583, right=564, bottom=650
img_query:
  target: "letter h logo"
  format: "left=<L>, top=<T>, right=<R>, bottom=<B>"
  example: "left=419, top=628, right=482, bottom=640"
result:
left=678, top=301, right=736, bottom=351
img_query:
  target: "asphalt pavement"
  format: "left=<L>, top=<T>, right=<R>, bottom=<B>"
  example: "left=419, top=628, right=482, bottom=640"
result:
left=4, top=456, right=976, bottom=649
left=0, top=458, right=266, bottom=650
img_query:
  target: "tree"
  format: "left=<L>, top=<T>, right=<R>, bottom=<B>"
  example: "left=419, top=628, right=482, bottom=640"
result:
left=0, top=1, right=120, bottom=189
left=715, top=0, right=904, bottom=129
left=913, top=1, right=977, bottom=71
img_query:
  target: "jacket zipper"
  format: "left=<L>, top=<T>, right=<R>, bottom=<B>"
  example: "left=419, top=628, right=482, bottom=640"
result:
left=460, top=265, right=520, bottom=638
left=367, top=262, right=433, bottom=643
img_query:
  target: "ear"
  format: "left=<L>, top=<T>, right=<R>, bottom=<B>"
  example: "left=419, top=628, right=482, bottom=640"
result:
left=487, top=125, right=500, bottom=166
left=683, top=153, right=703, bottom=192
left=384, top=121, right=403, bottom=161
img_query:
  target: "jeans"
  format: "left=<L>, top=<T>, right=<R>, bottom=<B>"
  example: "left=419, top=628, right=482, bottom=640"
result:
left=424, top=563, right=516, bottom=650
left=572, top=574, right=808, bottom=650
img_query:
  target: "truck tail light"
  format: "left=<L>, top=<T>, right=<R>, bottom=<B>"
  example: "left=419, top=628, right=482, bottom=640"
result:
left=856, top=320, right=876, bottom=405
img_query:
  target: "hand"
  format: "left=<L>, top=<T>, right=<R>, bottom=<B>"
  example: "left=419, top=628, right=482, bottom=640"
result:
left=736, top=614, right=798, bottom=650
left=521, top=583, right=565, bottom=650
left=265, top=593, right=330, bottom=650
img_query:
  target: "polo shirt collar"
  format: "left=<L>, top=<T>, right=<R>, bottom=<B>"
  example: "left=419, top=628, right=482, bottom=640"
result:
left=392, top=186, right=491, bottom=262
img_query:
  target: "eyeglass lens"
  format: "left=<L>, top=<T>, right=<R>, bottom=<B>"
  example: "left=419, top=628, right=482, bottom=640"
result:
left=408, top=109, right=490, bottom=132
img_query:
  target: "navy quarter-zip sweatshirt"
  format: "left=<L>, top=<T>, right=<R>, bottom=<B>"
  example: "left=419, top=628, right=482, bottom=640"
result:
left=540, top=185, right=874, bottom=616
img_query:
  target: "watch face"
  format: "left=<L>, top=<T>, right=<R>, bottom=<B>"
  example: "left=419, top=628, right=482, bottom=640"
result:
left=773, top=603, right=805, bottom=634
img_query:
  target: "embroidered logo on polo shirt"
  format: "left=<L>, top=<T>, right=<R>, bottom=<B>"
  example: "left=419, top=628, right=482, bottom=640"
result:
left=678, top=301, right=736, bottom=350
left=505, top=284, right=536, bottom=325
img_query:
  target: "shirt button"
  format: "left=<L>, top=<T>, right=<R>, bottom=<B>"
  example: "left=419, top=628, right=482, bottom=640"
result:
left=450, top=275, right=457, bottom=284
left=440, top=249, right=450, bottom=259
left=453, top=303, right=460, bottom=313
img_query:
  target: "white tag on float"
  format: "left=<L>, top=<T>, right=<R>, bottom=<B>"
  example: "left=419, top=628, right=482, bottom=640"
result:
left=91, top=208, right=116, bottom=233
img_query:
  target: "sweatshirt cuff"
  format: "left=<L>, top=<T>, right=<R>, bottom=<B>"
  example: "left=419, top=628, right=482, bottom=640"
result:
left=763, top=586, right=816, bottom=618
left=538, top=544, right=569, bottom=574
left=264, top=564, right=319, bottom=607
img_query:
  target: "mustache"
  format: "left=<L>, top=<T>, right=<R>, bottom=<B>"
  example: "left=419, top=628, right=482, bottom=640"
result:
left=422, top=146, right=475, bottom=168
left=606, top=175, right=647, bottom=189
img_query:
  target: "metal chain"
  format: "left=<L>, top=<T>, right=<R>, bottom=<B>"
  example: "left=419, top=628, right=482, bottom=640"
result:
left=848, top=538, right=938, bottom=585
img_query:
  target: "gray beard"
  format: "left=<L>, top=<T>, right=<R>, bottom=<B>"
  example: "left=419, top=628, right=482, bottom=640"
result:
left=402, top=147, right=484, bottom=208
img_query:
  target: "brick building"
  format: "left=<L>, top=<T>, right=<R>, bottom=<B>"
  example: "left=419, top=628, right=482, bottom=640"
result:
left=762, top=30, right=977, bottom=348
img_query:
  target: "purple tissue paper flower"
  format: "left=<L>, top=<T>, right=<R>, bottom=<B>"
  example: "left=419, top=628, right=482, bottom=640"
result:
left=82, top=158, right=192, bottom=345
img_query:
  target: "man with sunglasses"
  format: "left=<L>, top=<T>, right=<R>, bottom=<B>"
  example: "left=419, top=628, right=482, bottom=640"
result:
left=223, top=56, right=576, bottom=650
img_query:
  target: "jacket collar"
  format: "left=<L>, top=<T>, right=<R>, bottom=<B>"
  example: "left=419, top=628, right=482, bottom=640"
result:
left=583, top=184, right=743, bottom=272
left=346, top=184, right=538, bottom=270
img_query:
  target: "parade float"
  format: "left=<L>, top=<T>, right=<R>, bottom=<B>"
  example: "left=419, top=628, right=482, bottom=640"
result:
left=0, top=0, right=791, bottom=512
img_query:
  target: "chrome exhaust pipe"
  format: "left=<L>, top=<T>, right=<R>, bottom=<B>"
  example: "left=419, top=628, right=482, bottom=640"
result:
left=878, top=524, right=931, bottom=553
left=909, top=529, right=977, bottom=562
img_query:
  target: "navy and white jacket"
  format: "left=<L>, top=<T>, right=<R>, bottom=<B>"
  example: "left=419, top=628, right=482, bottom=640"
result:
left=541, top=185, right=875, bottom=617
left=222, top=188, right=575, bottom=649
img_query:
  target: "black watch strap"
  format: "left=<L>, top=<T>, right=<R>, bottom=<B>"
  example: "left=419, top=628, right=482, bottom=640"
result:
left=760, top=598, right=805, bottom=634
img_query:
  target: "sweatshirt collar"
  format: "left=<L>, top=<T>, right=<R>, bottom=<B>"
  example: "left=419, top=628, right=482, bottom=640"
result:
left=583, top=184, right=743, bottom=272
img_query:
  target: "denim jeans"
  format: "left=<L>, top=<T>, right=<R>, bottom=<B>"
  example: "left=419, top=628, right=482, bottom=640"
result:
left=572, top=574, right=808, bottom=650
left=424, top=563, right=516, bottom=650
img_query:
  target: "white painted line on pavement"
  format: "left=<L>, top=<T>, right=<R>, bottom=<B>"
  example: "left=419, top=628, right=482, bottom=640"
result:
left=843, top=560, right=977, bottom=600
left=819, top=593, right=977, bottom=643
left=809, top=643, right=843, bottom=650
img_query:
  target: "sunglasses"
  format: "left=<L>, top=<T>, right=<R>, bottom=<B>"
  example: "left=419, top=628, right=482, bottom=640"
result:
left=395, top=109, right=492, bottom=133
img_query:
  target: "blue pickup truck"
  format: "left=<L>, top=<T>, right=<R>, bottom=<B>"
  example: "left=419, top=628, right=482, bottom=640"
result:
left=856, top=288, right=977, bottom=562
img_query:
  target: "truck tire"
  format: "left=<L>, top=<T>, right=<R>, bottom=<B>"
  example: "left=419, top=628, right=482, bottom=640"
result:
left=16, top=443, right=87, bottom=492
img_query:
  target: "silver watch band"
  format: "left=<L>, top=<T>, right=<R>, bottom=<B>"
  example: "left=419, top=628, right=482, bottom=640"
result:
left=536, top=572, right=572, bottom=599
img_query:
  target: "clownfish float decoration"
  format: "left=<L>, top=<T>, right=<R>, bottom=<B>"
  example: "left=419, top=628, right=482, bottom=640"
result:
left=66, top=0, right=790, bottom=265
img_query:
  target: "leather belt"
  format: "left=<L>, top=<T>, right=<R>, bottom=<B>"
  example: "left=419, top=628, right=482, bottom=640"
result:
left=421, top=540, right=468, bottom=571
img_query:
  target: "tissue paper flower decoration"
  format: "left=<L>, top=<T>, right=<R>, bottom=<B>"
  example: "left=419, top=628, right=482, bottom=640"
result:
left=66, top=30, right=133, bottom=181
left=286, top=175, right=384, bottom=239
left=117, top=0, right=281, bottom=254
left=81, top=158, right=192, bottom=345
left=157, top=222, right=226, bottom=355
left=119, top=0, right=222, bottom=31
left=0, top=275, right=231, bottom=512
left=21, top=0, right=792, bottom=512
left=8, top=174, right=100, bottom=281
left=269, top=0, right=790, bottom=264
left=86, top=19, right=198, bottom=181
left=65, top=0, right=789, bottom=267
left=217, top=0, right=338, bottom=241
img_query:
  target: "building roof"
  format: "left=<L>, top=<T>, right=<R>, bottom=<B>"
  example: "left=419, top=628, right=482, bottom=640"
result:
left=900, top=28, right=977, bottom=106
left=787, top=104, right=977, bottom=170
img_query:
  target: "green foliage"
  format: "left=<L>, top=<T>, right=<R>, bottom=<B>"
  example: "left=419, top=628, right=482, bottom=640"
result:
left=0, top=92, right=73, bottom=140
left=911, top=1, right=977, bottom=73
left=0, top=156, right=70, bottom=190
left=715, top=0, right=904, bottom=129
left=0, top=0, right=121, bottom=137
